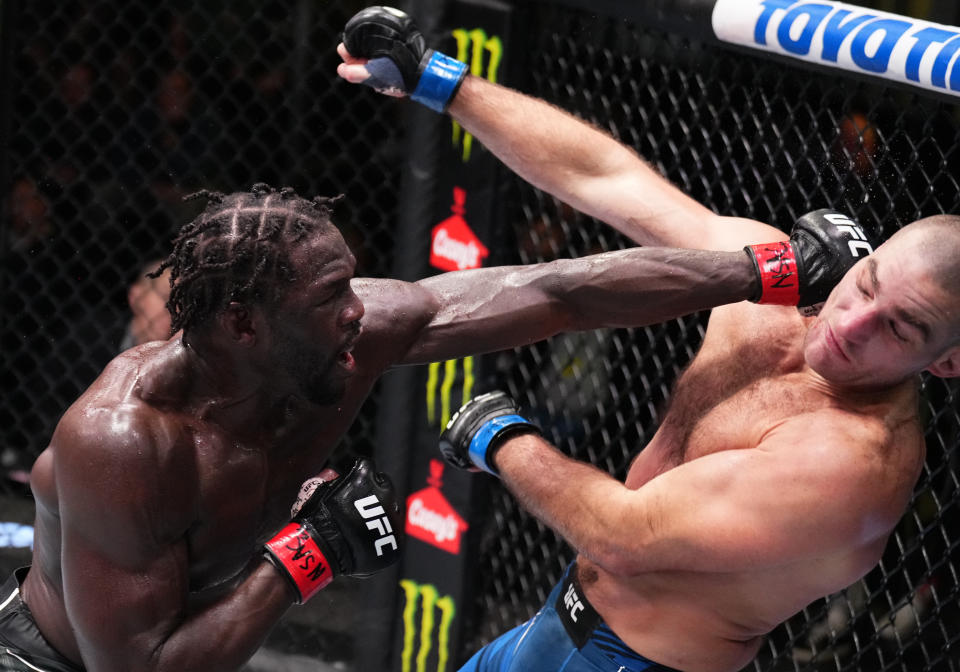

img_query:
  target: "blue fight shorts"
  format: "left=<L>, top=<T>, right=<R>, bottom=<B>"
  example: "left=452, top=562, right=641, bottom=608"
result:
left=459, top=563, right=678, bottom=672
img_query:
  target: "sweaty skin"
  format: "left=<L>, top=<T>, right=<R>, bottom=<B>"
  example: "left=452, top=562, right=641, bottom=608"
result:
left=437, top=75, right=936, bottom=672
left=22, top=229, right=759, bottom=671
left=495, top=306, right=923, bottom=671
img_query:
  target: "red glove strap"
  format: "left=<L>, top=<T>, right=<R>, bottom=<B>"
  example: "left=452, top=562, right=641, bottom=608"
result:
left=747, top=241, right=800, bottom=305
left=265, top=522, right=334, bottom=603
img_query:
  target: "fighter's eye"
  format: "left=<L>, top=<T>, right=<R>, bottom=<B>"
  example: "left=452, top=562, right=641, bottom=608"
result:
left=889, top=320, right=908, bottom=342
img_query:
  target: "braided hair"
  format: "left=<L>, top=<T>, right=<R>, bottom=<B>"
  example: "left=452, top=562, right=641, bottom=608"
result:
left=151, top=183, right=345, bottom=334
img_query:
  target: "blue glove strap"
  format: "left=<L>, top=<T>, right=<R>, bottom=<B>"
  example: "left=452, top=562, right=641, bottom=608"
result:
left=469, top=415, right=530, bottom=475
left=411, top=51, right=468, bottom=113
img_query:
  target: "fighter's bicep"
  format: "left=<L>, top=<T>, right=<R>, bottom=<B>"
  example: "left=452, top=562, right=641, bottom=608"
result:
left=55, top=411, right=194, bottom=553
left=62, top=525, right=190, bottom=666
left=630, top=427, right=875, bottom=573
left=404, top=265, right=576, bottom=365
left=55, top=415, right=195, bottom=667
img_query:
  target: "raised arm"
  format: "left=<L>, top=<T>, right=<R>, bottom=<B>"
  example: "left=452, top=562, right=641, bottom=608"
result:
left=446, top=76, right=771, bottom=250
left=336, top=7, right=782, bottom=250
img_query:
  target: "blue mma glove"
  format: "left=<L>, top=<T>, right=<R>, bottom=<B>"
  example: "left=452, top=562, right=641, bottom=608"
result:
left=439, top=391, right=541, bottom=476
left=342, top=6, right=468, bottom=112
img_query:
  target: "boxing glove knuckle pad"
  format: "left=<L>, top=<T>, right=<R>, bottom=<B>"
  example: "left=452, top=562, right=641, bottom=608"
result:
left=265, top=457, right=402, bottom=603
left=748, top=209, right=873, bottom=311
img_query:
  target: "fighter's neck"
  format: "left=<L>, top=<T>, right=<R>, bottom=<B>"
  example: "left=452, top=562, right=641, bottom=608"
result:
left=142, top=337, right=299, bottom=439
left=798, top=366, right=920, bottom=414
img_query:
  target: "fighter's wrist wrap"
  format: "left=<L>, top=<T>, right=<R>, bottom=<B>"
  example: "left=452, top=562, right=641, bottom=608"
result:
left=440, top=391, right=541, bottom=476
left=264, top=523, right=336, bottom=604
left=263, top=457, right=402, bottom=604
left=343, top=7, right=468, bottom=113
left=468, top=414, right=539, bottom=475
left=745, top=241, right=800, bottom=306
left=411, top=50, right=468, bottom=113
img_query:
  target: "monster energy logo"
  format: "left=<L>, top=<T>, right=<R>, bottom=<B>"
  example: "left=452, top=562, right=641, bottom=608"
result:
left=426, top=356, right=475, bottom=428
left=400, top=579, right=457, bottom=672
left=451, top=28, right=503, bottom=162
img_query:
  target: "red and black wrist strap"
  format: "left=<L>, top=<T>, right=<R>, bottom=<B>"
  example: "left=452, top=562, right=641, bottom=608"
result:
left=745, top=241, right=800, bottom=306
left=264, top=522, right=335, bottom=604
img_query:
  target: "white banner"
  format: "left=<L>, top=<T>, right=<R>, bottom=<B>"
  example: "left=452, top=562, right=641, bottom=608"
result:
left=712, top=0, right=960, bottom=98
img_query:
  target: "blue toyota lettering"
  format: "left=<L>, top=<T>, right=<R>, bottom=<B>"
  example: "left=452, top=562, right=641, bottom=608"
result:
left=754, top=1, right=960, bottom=91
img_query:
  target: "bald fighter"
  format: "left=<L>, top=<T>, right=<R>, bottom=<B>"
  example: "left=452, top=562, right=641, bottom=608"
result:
left=0, top=174, right=859, bottom=672
left=338, top=7, right=960, bottom=672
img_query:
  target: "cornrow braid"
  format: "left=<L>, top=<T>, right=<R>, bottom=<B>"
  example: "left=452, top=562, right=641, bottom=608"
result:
left=151, top=185, right=346, bottom=334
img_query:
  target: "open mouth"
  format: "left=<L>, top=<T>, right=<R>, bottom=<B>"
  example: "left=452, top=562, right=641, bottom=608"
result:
left=337, top=347, right=355, bottom=370
left=337, top=329, right=361, bottom=371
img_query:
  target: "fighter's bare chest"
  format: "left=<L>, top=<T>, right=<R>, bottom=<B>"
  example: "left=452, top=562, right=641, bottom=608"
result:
left=182, top=430, right=331, bottom=592
left=643, top=347, right=824, bottom=468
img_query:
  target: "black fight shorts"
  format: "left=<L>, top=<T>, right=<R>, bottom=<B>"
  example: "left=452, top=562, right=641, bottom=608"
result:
left=0, top=568, right=83, bottom=672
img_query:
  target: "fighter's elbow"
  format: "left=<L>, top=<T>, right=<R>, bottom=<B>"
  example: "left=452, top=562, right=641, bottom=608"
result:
left=582, top=538, right=650, bottom=576
left=591, top=501, right=669, bottom=576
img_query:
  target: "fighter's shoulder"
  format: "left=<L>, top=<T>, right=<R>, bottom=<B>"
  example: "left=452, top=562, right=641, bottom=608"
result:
left=355, top=275, right=436, bottom=312
left=773, top=406, right=920, bottom=527
left=767, top=406, right=894, bottom=468
left=701, top=301, right=806, bottom=363
left=59, top=385, right=183, bottom=473
left=353, top=277, right=438, bottom=338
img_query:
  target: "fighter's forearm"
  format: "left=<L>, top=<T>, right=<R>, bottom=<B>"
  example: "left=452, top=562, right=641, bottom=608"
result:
left=448, top=77, right=634, bottom=196
left=447, top=77, right=712, bottom=246
left=121, top=564, right=293, bottom=672
left=404, top=246, right=756, bottom=364
left=545, top=247, right=757, bottom=331
left=493, top=433, right=642, bottom=574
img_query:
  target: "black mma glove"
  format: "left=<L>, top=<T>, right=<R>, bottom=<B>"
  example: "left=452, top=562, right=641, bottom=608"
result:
left=342, top=6, right=467, bottom=112
left=746, top=209, right=875, bottom=316
left=264, top=457, right=403, bottom=603
left=439, top=391, right=541, bottom=476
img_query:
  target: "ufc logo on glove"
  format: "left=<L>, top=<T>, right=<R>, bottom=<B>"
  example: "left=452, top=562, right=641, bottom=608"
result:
left=355, top=494, right=398, bottom=556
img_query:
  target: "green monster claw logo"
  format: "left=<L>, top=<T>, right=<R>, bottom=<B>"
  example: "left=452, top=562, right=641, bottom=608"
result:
left=426, top=356, right=475, bottom=428
left=400, top=579, right=458, bottom=672
left=451, top=28, right=503, bottom=162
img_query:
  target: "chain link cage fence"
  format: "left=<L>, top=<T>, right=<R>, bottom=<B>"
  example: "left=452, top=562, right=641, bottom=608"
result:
left=463, top=3, right=960, bottom=672
left=2, top=0, right=959, bottom=671
left=0, top=0, right=407, bottom=666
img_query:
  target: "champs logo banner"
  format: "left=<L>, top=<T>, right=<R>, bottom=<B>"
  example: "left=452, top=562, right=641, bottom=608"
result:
left=712, top=0, right=960, bottom=98
left=430, top=187, right=490, bottom=272
left=406, top=460, right=469, bottom=555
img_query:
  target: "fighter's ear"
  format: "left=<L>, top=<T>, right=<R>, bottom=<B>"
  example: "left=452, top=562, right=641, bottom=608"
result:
left=218, top=301, right=258, bottom=346
left=926, top=345, right=960, bottom=378
left=127, top=279, right=145, bottom=311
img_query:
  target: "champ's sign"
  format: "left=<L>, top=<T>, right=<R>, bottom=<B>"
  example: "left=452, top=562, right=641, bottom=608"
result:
left=712, top=0, right=960, bottom=98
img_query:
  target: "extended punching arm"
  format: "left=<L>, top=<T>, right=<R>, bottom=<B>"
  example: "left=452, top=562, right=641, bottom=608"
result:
left=399, top=209, right=868, bottom=366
